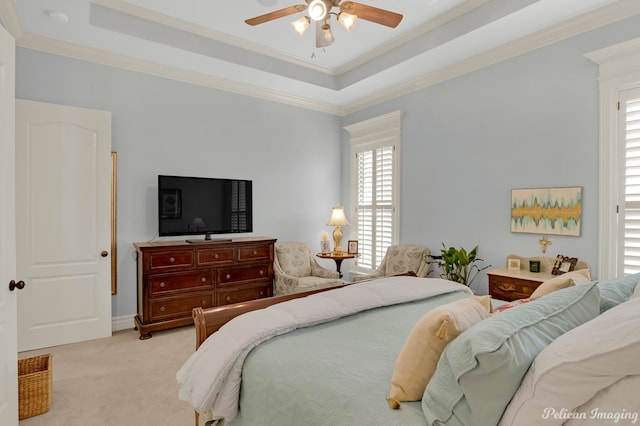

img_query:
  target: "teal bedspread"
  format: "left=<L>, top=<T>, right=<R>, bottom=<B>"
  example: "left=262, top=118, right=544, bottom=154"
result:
left=229, top=291, right=472, bottom=426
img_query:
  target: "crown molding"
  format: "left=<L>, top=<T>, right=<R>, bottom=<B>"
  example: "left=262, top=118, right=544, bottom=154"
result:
left=334, top=0, right=490, bottom=75
left=94, top=0, right=337, bottom=76
left=0, top=0, right=23, bottom=38
left=17, top=33, right=344, bottom=116
left=11, top=0, right=640, bottom=117
left=343, top=0, right=640, bottom=114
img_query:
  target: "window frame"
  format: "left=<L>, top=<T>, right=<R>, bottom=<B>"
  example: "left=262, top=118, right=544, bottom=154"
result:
left=587, top=37, right=640, bottom=279
left=344, top=110, right=402, bottom=276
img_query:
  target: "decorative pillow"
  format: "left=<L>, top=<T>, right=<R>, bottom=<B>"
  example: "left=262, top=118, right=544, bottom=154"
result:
left=492, top=298, right=533, bottom=314
left=596, top=272, right=640, bottom=312
left=387, top=295, right=492, bottom=409
left=530, top=269, right=591, bottom=299
left=422, top=282, right=600, bottom=426
left=500, top=297, right=640, bottom=426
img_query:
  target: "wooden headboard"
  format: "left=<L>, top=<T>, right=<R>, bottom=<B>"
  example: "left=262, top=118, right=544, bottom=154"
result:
left=192, top=284, right=347, bottom=349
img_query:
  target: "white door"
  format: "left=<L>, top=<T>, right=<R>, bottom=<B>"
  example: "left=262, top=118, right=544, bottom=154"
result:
left=16, top=100, right=112, bottom=351
left=0, top=24, right=18, bottom=425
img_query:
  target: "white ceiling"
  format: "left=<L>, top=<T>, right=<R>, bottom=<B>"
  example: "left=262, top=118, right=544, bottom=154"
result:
left=2, top=0, right=636, bottom=114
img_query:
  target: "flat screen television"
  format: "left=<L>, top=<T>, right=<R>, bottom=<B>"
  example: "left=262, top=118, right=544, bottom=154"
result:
left=158, top=175, right=253, bottom=241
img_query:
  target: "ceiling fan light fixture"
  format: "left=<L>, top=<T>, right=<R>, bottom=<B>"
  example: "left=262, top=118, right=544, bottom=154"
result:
left=338, top=12, right=357, bottom=32
left=308, top=0, right=328, bottom=21
left=322, top=23, right=334, bottom=46
left=291, top=16, right=310, bottom=36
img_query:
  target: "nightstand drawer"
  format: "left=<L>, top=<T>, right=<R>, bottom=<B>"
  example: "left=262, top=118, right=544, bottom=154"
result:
left=489, top=275, right=541, bottom=301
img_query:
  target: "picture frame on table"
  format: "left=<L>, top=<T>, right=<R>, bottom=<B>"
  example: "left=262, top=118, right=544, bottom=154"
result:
left=348, top=240, right=358, bottom=254
left=552, top=255, right=578, bottom=275
left=507, top=258, right=521, bottom=271
left=320, top=240, right=331, bottom=254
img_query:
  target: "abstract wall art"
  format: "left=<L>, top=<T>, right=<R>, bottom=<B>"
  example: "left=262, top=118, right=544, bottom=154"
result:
left=511, top=187, right=582, bottom=236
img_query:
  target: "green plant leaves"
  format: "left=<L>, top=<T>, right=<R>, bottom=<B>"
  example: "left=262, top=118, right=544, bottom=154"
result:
left=437, top=243, right=490, bottom=287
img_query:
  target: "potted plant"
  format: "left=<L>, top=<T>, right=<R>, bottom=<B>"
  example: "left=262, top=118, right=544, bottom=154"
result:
left=437, top=244, right=491, bottom=287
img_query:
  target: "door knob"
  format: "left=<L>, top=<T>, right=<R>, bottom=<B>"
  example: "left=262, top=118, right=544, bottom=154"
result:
left=101, top=250, right=109, bottom=257
left=9, top=280, right=25, bottom=291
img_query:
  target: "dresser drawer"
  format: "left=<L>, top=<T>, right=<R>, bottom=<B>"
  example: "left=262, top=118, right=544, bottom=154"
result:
left=197, top=248, right=234, bottom=266
left=149, top=272, right=213, bottom=294
left=489, top=275, right=541, bottom=301
left=237, top=245, right=272, bottom=262
left=218, top=284, right=272, bottom=306
left=218, top=264, right=271, bottom=286
left=148, top=250, right=194, bottom=272
left=149, top=293, right=214, bottom=321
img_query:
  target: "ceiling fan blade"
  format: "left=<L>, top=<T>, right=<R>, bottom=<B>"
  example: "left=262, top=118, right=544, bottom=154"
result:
left=339, top=1, right=403, bottom=28
left=245, top=4, right=307, bottom=26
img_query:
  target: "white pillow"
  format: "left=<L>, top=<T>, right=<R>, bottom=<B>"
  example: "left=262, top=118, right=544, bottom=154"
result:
left=500, top=296, right=640, bottom=426
left=565, top=375, right=640, bottom=426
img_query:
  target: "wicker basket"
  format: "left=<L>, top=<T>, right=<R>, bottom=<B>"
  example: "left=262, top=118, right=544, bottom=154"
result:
left=18, top=354, right=52, bottom=420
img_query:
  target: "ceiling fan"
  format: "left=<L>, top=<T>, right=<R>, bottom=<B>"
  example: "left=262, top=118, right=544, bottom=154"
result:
left=245, top=0, right=403, bottom=48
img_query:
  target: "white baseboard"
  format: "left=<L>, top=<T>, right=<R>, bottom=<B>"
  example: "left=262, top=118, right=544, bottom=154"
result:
left=112, top=314, right=136, bottom=332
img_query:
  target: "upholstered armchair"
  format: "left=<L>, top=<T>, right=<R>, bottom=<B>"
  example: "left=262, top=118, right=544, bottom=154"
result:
left=353, top=244, right=431, bottom=282
left=273, top=242, right=345, bottom=296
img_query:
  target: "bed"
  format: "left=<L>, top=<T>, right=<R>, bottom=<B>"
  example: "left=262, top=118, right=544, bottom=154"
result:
left=177, top=274, right=640, bottom=426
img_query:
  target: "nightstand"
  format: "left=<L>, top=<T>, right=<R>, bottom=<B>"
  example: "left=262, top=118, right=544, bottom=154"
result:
left=487, top=268, right=554, bottom=301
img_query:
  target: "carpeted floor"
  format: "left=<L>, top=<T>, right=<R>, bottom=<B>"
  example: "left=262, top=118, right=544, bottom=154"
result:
left=18, top=326, right=196, bottom=426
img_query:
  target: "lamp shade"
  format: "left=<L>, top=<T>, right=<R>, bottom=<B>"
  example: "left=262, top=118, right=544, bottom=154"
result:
left=327, top=206, right=349, bottom=226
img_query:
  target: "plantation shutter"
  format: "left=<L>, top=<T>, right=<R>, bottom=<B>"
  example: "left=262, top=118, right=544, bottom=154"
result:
left=346, top=111, right=401, bottom=275
left=623, top=94, right=640, bottom=274
left=356, top=146, right=394, bottom=270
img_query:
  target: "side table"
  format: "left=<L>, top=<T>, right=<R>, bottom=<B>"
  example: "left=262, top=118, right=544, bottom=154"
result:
left=316, top=253, right=357, bottom=278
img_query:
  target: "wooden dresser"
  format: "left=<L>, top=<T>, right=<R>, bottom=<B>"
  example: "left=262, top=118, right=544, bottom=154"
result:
left=134, top=237, right=276, bottom=339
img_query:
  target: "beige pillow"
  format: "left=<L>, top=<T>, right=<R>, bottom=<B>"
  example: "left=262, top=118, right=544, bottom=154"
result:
left=530, top=269, right=591, bottom=299
left=387, top=295, right=492, bottom=409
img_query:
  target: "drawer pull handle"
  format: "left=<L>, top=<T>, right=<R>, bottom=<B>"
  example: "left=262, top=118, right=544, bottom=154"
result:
left=253, top=250, right=257, bottom=255
left=159, top=282, right=166, bottom=288
left=169, top=257, right=175, bottom=263
left=259, top=270, right=264, bottom=276
left=214, top=254, right=219, bottom=259
left=201, top=299, right=206, bottom=305
left=226, top=274, right=231, bottom=280
left=226, top=295, right=231, bottom=302
left=201, top=277, right=206, bottom=283
left=159, top=306, right=166, bottom=312
left=259, top=290, right=264, bottom=296
left=497, top=283, right=516, bottom=292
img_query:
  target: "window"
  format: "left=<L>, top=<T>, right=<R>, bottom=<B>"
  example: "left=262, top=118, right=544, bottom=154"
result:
left=588, top=38, right=640, bottom=278
left=344, top=111, right=401, bottom=275
left=620, top=90, right=640, bottom=274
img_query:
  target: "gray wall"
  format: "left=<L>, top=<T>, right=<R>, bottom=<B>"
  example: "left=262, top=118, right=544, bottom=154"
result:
left=342, top=15, right=640, bottom=294
left=16, top=50, right=343, bottom=319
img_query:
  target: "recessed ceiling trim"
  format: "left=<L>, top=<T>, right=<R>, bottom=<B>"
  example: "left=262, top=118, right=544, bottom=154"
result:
left=343, top=0, right=640, bottom=114
left=16, top=32, right=344, bottom=115
left=334, top=0, right=491, bottom=75
left=93, top=0, right=337, bottom=76
left=0, top=0, right=23, bottom=38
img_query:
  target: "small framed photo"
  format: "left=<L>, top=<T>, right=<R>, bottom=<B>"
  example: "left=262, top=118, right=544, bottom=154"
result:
left=507, top=258, right=520, bottom=271
left=552, top=255, right=578, bottom=275
left=348, top=240, right=358, bottom=254
left=320, top=240, right=331, bottom=254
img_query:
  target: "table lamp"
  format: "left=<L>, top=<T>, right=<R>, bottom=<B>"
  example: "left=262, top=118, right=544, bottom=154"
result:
left=327, top=206, right=349, bottom=255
